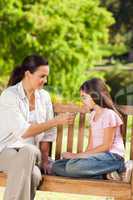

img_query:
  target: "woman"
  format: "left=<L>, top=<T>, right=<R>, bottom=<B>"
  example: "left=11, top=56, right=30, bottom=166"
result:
left=8, top=55, right=56, bottom=175
left=0, top=54, right=74, bottom=200
left=53, top=78, right=125, bottom=179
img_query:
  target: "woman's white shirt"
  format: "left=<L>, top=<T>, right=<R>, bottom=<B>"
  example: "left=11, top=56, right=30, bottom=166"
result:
left=0, top=81, right=56, bottom=151
left=24, top=110, right=36, bottom=145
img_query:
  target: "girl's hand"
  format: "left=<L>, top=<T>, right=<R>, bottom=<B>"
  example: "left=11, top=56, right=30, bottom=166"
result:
left=62, top=152, right=77, bottom=159
left=81, top=95, right=91, bottom=105
left=80, top=95, right=93, bottom=112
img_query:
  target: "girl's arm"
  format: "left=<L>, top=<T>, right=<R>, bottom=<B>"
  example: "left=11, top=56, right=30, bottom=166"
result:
left=85, top=126, right=116, bottom=154
left=62, top=127, right=116, bottom=159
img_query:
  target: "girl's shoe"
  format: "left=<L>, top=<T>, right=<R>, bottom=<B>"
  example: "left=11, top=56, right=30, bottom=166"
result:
left=121, top=160, right=133, bottom=183
left=106, top=171, right=121, bottom=181
left=107, top=160, right=133, bottom=183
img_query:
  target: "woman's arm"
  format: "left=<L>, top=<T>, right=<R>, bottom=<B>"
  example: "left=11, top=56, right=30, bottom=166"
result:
left=0, top=89, right=75, bottom=140
left=62, top=127, right=116, bottom=159
left=22, top=113, right=74, bottom=138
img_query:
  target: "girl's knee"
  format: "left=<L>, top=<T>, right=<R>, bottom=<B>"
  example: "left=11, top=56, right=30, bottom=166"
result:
left=65, top=160, right=81, bottom=175
left=52, top=160, right=67, bottom=175
left=52, top=161, right=61, bottom=174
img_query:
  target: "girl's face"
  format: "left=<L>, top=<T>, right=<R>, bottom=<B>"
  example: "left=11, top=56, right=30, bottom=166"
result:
left=80, top=90, right=95, bottom=110
left=26, top=65, right=49, bottom=90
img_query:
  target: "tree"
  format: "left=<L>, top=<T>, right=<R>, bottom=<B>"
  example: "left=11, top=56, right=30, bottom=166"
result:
left=0, top=0, right=114, bottom=100
left=100, top=0, right=133, bottom=59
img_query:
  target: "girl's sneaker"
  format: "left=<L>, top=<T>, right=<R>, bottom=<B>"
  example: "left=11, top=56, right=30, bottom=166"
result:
left=121, top=160, right=133, bottom=183
left=107, top=160, right=133, bottom=183
left=106, top=171, right=121, bottom=181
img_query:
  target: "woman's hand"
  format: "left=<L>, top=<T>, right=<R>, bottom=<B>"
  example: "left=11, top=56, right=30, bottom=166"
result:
left=42, top=161, right=53, bottom=175
left=55, top=113, right=76, bottom=126
left=62, top=152, right=77, bottom=159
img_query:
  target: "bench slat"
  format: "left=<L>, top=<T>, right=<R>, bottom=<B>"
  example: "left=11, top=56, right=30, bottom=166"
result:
left=55, top=125, right=63, bottom=160
left=67, top=122, right=75, bottom=152
left=0, top=173, right=130, bottom=198
left=130, top=117, right=133, bottom=160
left=53, top=103, right=84, bottom=113
left=77, top=113, right=85, bottom=153
left=122, top=115, right=127, bottom=146
left=39, top=175, right=131, bottom=198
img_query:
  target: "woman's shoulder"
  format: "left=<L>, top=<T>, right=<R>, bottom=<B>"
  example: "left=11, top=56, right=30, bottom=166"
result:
left=1, top=85, right=18, bottom=97
left=0, top=86, right=19, bottom=106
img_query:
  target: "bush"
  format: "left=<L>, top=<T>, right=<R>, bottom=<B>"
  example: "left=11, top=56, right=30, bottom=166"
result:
left=105, top=64, right=133, bottom=105
left=0, top=0, right=114, bottom=100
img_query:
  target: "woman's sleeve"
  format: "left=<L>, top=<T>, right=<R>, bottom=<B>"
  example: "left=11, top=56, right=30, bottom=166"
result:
left=0, top=90, right=31, bottom=139
left=102, top=110, right=123, bottom=129
left=41, top=91, right=56, bottom=142
left=45, top=92, right=54, bottom=121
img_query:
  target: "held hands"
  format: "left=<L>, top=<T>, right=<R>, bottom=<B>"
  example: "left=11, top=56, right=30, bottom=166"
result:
left=55, top=112, right=76, bottom=126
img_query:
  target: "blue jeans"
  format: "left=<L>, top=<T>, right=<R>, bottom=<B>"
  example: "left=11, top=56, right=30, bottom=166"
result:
left=52, top=152, right=125, bottom=179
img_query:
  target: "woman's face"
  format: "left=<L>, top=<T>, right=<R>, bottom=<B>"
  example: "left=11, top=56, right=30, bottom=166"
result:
left=80, top=90, right=95, bottom=110
left=26, top=65, right=49, bottom=90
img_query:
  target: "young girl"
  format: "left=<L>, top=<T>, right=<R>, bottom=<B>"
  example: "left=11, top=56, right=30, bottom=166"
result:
left=52, top=78, right=125, bottom=179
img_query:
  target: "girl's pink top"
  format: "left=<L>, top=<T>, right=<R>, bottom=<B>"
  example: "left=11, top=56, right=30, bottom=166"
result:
left=90, top=108, right=125, bottom=158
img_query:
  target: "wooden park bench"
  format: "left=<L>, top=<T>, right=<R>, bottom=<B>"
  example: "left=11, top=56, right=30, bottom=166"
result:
left=0, top=103, right=133, bottom=200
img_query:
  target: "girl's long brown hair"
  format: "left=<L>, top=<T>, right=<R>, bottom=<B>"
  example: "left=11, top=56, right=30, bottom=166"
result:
left=80, top=78, right=123, bottom=123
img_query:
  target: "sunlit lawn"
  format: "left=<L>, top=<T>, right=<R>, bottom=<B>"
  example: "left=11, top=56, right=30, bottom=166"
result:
left=0, top=187, right=112, bottom=200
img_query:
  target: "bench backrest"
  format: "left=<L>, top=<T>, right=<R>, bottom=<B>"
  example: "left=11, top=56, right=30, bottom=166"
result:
left=52, top=104, right=133, bottom=160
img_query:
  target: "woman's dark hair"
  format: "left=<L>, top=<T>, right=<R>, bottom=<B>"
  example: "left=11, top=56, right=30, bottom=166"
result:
left=80, top=78, right=122, bottom=118
left=8, top=54, right=48, bottom=86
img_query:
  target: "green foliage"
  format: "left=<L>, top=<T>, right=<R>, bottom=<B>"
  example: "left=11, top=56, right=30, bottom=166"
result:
left=100, top=0, right=133, bottom=54
left=0, top=0, right=114, bottom=99
left=105, top=64, right=133, bottom=105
